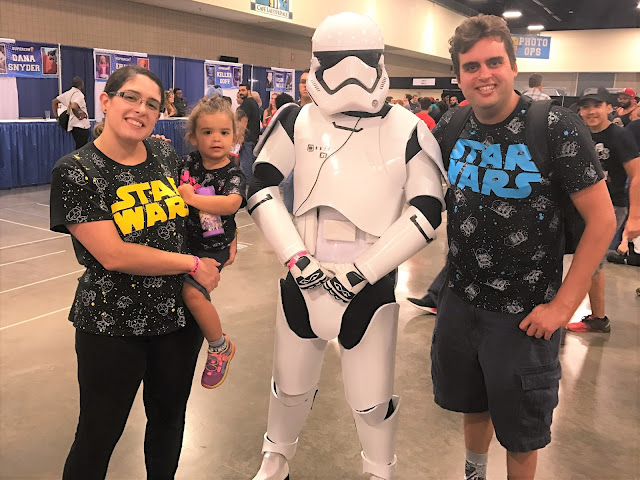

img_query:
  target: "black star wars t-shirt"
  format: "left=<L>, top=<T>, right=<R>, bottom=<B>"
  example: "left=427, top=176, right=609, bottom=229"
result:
left=50, top=139, right=191, bottom=336
left=434, top=97, right=604, bottom=313
left=180, top=151, right=246, bottom=254
left=590, top=123, right=638, bottom=207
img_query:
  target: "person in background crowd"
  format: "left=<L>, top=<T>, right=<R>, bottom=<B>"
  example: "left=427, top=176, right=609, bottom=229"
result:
left=568, top=87, right=640, bottom=333
left=429, top=97, right=443, bottom=124
left=403, top=93, right=412, bottom=110
left=230, top=108, right=248, bottom=166
left=49, top=65, right=220, bottom=480
left=449, top=95, right=459, bottom=108
left=237, top=83, right=260, bottom=184
left=173, top=88, right=188, bottom=116
left=431, top=15, right=614, bottom=480
left=522, top=73, right=552, bottom=101
left=415, top=97, right=436, bottom=130
left=52, top=76, right=90, bottom=150
left=614, top=88, right=639, bottom=126
left=298, top=70, right=312, bottom=106
left=410, top=94, right=420, bottom=113
left=251, top=91, right=265, bottom=128
left=436, top=96, right=449, bottom=117
left=206, top=84, right=223, bottom=99
left=263, top=92, right=278, bottom=127
left=164, top=90, right=178, bottom=117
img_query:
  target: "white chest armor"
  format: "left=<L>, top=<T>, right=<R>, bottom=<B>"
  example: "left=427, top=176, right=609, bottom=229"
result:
left=292, top=105, right=419, bottom=237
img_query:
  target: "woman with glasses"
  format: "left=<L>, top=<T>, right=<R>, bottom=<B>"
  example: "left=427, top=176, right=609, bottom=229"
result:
left=50, top=65, right=220, bottom=480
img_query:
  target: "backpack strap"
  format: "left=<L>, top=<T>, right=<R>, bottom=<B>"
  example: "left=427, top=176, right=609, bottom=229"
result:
left=524, top=98, right=554, bottom=177
left=440, top=104, right=472, bottom=169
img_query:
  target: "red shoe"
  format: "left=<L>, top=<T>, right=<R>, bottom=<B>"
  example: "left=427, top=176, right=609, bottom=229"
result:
left=567, top=315, right=611, bottom=333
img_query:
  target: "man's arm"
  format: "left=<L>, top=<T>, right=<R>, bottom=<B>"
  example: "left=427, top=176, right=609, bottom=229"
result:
left=623, top=157, right=640, bottom=239
left=520, top=180, right=616, bottom=339
left=52, top=98, right=60, bottom=119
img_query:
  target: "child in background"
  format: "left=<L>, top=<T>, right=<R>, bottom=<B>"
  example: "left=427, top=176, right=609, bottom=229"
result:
left=178, top=96, right=246, bottom=388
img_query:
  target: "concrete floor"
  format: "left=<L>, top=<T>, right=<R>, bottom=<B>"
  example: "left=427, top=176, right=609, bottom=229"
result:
left=0, top=184, right=639, bottom=480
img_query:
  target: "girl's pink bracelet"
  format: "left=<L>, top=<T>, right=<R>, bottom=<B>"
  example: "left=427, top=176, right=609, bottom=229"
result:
left=189, top=256, right=200, bottom=276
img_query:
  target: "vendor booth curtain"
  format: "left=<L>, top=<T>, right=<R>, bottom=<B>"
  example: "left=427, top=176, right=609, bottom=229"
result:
left=149, top=54, right=174, bottom=93
left=174, top=57, right=204, bottom=113
left=60, top=45, right=95, bottom=119
left=16, top=77, right=59, bottom=119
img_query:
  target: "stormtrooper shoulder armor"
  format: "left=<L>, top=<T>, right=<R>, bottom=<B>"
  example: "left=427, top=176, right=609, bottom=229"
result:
left=254, top=103, right=301, bottom=178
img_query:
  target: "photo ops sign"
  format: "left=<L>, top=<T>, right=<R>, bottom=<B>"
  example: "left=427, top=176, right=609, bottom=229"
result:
left=512, top=35, right=551, bottom=59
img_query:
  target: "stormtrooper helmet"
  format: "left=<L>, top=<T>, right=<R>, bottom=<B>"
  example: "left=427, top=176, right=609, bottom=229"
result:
left=307, top=12, right=390, bottom=116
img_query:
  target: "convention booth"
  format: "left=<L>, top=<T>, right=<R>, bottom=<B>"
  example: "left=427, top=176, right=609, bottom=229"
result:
left=0, top=37, right=303, bottom=189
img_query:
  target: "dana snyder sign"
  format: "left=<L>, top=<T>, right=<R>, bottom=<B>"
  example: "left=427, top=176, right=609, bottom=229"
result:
left=251, top=0, right=292, bottom=20
left=512, top=35, right=551, bottom=59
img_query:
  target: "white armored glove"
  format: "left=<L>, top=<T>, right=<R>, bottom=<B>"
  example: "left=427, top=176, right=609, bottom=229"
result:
left=322, top=263, right=368, bottom=303
left=287, top=251, right=329, bottom=290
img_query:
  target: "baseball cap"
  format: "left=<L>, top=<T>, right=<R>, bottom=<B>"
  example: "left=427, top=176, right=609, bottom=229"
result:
left=206, top=85, right=223, bottom=98
left=618, top=87, right=637, bottom=98
left=578, top=86, right=610, bottom=106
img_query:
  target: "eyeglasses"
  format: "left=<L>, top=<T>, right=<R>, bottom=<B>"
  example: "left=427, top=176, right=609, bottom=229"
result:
left=109, top=90, right=162, bottom=112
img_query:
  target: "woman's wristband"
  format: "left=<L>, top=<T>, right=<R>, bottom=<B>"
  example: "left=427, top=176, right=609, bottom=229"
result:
left=287, top=250, right=308, bottom=270
left=188, top=256, right=200, bottom=276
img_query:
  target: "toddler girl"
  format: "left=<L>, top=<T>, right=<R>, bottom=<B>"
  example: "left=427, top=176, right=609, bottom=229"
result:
left=178, top=96, right=246, bottom=388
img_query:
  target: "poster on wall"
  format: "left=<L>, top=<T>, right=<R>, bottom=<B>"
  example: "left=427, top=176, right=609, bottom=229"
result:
left=250, top=0, right=292, bottom=20
left=0, top=40, right=59, bottom=77
left=266, top=68, right=295, bottom=94
left=94, top=48, right=149, bottom=122
left=94, top=49, right=149, bottom=81
left=204, top=60, right=243, bottom=99
left=511, top=35, right=551, bottom=59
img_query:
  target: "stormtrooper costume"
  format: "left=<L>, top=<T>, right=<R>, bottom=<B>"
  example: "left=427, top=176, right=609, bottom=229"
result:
left=248, top=12, right=446, bottom=480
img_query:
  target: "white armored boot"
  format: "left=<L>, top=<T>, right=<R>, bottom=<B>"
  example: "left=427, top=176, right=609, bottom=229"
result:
left=253, top=380, right=317, bottom=480
left=353, top=396, right=401, bottom=480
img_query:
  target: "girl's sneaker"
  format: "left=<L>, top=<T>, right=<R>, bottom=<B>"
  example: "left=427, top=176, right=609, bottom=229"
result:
left=201, top=336, right=236, bottom=389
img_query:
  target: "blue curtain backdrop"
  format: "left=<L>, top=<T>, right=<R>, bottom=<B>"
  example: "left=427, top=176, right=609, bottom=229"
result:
left=148, top=54, right=174, bottom=93
left=60, top=45, right=95, bottom=118
left=174, top=57, right=204, bottom=113
left=248, top=65, right=268, bottom=107
left=16, top=78, right=59, bottom=119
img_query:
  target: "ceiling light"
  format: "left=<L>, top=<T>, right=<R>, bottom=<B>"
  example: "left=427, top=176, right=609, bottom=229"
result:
left=503, top=10, right=522, bottom=18
left=527, top=24, right=545, bottom=31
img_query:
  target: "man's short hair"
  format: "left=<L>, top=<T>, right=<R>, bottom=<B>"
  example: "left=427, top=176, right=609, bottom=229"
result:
left=449, top=14, right=516, bottom=77
left=405, top=93, right=413, bottom=101
left=419, top=98, right=431, bottom=110
left=528, top=73, right=544, bottom=88
left=276, top=93, right=294, bottom=109
left=173, top=87, right=181, bottom=93
left=71, top=76, right=83, bottom=88
left=239, top=83, right=249, bottom=89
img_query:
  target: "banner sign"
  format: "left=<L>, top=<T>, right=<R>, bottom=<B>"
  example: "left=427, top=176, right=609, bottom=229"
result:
left=251, top=0, right=292, bottom=20
left=94, top=49, right=148, bottom=81
left=0, top=40, right=58, bottom=78
left=412, top=78, right=436, bottom=87
left=204, top=61, right=243, bottom=97
left=266, top=69, right=293, bottom=93
left=512, top=35, right=551, bottom=59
